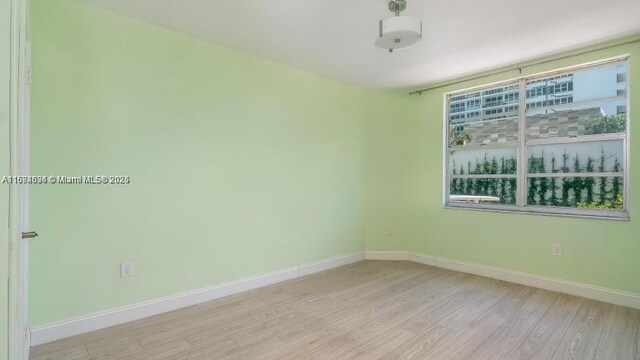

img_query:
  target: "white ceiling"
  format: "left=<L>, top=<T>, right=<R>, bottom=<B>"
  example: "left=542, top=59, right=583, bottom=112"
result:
left=83, top=0, right=640, bottom=89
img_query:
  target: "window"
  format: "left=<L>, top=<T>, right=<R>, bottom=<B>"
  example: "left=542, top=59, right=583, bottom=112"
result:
left=617, top=73, right=627, bottom=83
left=450, top=102, right=466, bottom=114
left=484, top=96, right=504, bottom=108
left=527, top=87, right=546, bottom=98
left=467, top=99, right=481, bottom=110
left=467, top=111, right=481, bottom=119
left=445, top=59, right=629, bottom=219
left=504, top=93, right=519, bottom=103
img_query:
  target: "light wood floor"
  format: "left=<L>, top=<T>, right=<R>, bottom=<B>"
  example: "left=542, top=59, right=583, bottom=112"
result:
left=31, top=261, right=640, bottom=360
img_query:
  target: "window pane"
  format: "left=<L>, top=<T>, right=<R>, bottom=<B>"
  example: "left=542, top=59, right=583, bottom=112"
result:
left=525, top=61, right=627, bottom=140
left=449, top=148, right=517, bottom=176
left=526, top=61, right=626, bottom=104
left=525, top=176, right=624, bottom=210
left=450, top=178, right=517, bottom=205
left=450, top=118, right=519, bottom=147
left=525, top=98, right=627, bottom=140
left=526, top=140, right=623, bottom=174
left=449, top=83, right=519, bottom=147
left=449, top=148, right=517, bottom=205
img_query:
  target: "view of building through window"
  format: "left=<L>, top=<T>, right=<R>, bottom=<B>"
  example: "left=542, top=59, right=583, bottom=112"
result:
left=446, top=60, right=628, bottom=217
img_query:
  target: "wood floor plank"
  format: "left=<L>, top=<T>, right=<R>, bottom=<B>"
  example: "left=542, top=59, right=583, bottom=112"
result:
left=508, top=293, right=584, bottom=360
left=86, top=335, right=143, bottom=359
left=593, top=305, right=639, bottom=360
left=217, top=336, right=285, bottom=360
left=548, top=299, right=609, bottom=360
left=181, top=263, right=425, bottom=350
left=299, top=328, right=377, bottom=359
left=30, top=338, right=89, bottom=359
left=636, top=324, right=640, bottom=360
left=379, top=324, right=451, bottom=360
left=467, top=289, right=558, bottom=360
left=637, top=322, right=640, bottom=360
left=380, top=281, right=515, bottom=360
left=30, top=306, right=201, bottom=359
left=341, top=327, right=417, bottom=360
left=30, top=261, right=640, bottom=360
left=361, top=274, right=494, bottom=336
left=112, top=339, right=192, bottom=360
left=397, top=276, right=499, bottom=333
left=304, top=269, right=449, bottom=335
left=256, top=330, right=338, bottom=360
left=30, top=344, right=89, bottom=360
left=410, top=284, right=538, bottom=360
left=326, top=271, right=469, bottom=335
left=436, top=280, right=512, bottom=330
left=172, top=337, right=238, bottom=360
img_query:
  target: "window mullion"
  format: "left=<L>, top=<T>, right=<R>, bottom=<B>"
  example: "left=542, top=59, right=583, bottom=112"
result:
left=516, top=79, right=527, bottom=207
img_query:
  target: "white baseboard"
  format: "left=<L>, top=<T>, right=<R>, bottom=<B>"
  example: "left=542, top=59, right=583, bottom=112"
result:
left=364, top=250, right=409, bottom=261
left=407, top=251, right=640, bottom=310
left=30, top=251, right=365, bottom=346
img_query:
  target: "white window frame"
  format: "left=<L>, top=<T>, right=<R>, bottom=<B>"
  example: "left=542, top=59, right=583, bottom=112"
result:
left=443, top=56, right=631, bottom=220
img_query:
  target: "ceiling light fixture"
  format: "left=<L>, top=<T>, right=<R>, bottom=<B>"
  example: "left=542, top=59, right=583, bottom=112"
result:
left=375, top=0, right=422, bottom=53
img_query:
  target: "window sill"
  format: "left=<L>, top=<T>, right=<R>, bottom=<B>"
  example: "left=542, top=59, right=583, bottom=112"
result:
left=444, top=203, right=629, bottom=221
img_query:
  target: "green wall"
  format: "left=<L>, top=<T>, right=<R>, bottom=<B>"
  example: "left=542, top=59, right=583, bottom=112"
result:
left=364, top=37, right=640, bottom=295
left=29, top=0, right=367, bottom=326
left=1, top=1, right=11, bottom=357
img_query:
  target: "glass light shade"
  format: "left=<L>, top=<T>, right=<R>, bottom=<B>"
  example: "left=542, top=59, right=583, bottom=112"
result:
left=375, top=15, right=422, bottom=51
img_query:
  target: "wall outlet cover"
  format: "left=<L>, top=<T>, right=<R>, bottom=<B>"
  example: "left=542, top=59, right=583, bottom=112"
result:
left=552, top=243, right=562, bottom=257
left=120, top=262, right=134, bottom=278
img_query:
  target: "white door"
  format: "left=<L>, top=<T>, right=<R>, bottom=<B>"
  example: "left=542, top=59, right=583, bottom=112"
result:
left=6, top=0, right=32, bottom=359
left=1, top=1, right=12, bottom=359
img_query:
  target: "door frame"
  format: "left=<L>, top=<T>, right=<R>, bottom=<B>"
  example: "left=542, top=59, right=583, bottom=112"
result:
left=8, top=0, right=30, bottom=358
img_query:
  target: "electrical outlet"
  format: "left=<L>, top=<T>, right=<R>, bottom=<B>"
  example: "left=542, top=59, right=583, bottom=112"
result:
left=552, top=243, right=562, bottom=257
left=384, top=229, right=394, bottom=237
left=120, top=262, right=134, bottom=278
